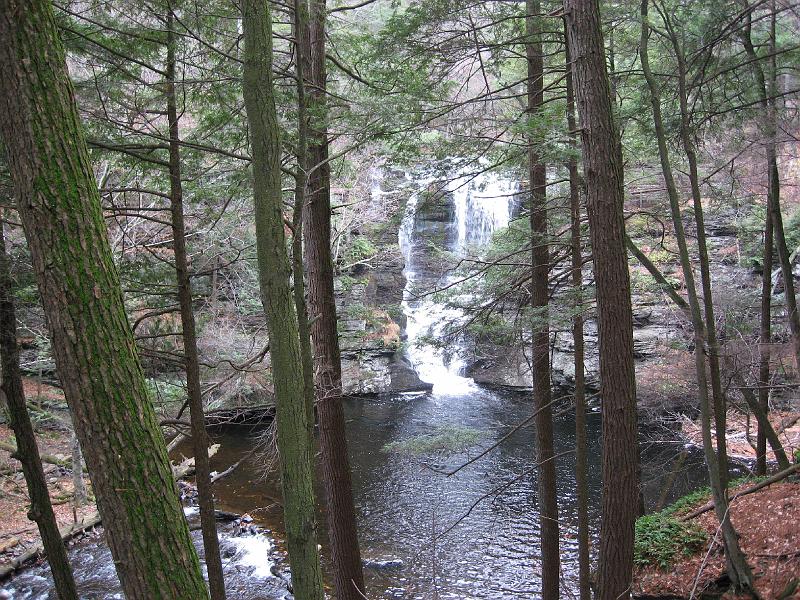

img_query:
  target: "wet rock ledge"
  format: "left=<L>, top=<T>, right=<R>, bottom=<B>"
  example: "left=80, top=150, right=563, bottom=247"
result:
left=336, top=172, right=430, bottom=396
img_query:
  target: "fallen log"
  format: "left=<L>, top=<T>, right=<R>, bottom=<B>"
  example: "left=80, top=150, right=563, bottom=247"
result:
left=0, top=446, right=220, bottom=580
left=171, top=443, right=219, bottom=480
left=0, top=440, right=69, bottom=468
left=0, top=512, right=101, bottom=580
left=166, top=431, right=189, bottom=453
left=681, top=462, right=800, bottom=521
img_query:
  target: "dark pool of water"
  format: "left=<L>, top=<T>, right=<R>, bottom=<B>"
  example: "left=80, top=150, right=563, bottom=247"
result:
left=1, top=386, right=745, bottom=599
left=200, top=388, right=740, bottom=600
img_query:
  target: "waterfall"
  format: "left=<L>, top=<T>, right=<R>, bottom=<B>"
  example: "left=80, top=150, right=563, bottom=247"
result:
left=450, top=172, right=517, bottom=252
left=398, top=168, right=518, bottom=394
left=398, top=194, right=418, bottom=265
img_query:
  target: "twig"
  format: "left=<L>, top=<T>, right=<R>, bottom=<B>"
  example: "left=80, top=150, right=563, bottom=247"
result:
left=434, top=450, right=575, bottom=541
left=210, top=448, right=256, bottom=484
left=681, top=462, right=800, bottom=521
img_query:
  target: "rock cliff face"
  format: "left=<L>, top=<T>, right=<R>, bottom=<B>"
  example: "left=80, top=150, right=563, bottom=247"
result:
left=337, top=168, right=786, bottom=410
left=460, top=206, right=778, bottom=412
left=338, top=172, right=430, bottom=396
left=463, top=304, right=678, bottom=394
left=337, top=264, right=430, bottom=395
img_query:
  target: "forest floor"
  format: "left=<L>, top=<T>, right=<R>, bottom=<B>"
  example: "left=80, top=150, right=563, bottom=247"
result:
left=681, top=410, right=800, bottom=463
left=634, top=480, right=800, bottom=599
left=0, top=380, right=98, bottom=578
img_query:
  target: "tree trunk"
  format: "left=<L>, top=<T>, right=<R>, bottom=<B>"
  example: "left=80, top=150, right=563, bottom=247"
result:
left=564, top=24, right=590, bottom=600
left=564, top=2, right=639, bottom=598
left=292, top=0, right=317, bottom=429
left=71, top=431, right=86, bottom=507
left=630, top=226, right=790, bottom=473
left=743, top=0, right=792, bottom=475
left=165, top=10, right=226, bottom=599
left=640, top=3, right=754, bottom=591
left=0, top=2, right=208, bottom=597
left=740, top=1, right=800, bottom=370
left=241, top=2, right=325, bottom=599
left=663, top=16, right=729, bottom=485
left=304, top=1, right=366, bottom=597
left=626, top=236, right=690, bottom=313
left=730, top=371, right=790, bottom=470
left=757, top=200, right=773, bottom=476
left=526, top=2, right=558, bottom=598
left=0, top=222, right=78, bottom=600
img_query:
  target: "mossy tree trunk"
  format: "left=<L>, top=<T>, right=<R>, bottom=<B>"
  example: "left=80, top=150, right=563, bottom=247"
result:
left=241, top=2, right=325, bottom=598
left=526, top=2, right=558, bottom=598
left=0, top=1, right=208, bottom=598
left=291, top=0, right=317, bottom=428
left=165, top=8, right=226, bottom=599
left=564, top=1, right=640, bottom=598
left=0, top=220, right=78, bottom=600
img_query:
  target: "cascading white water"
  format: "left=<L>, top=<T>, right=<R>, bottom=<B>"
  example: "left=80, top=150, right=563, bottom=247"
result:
left=397, top=168, right=517, bottom=394
left=451, top=172, right=517, bottom=251
left=398, top=194, right=418, bottom=265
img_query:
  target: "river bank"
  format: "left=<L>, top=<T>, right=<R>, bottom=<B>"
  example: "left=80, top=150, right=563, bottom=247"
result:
left=633, top=477, right=800, bottom=599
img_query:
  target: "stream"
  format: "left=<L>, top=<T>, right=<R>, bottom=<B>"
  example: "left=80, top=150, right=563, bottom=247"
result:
left=2, top=168, right=740, bottom=599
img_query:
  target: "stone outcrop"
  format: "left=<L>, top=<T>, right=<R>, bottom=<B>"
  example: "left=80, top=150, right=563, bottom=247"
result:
left=338, top=173, right=431, bottom=396
left=463, top=305, right=679, bottom=394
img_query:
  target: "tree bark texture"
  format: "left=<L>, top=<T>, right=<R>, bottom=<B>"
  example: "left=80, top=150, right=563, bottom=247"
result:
left=292, top=0, right=317, bottom=430
left=564, top=1, right=639, bottom=597
left=304, top=1, right=366, bottom=597
left=526, top=2, right=558, bottom=598
left=0, top=2, right=208, bottom=598
left=564, top=25, right=590, bottom=600
left=0, top=222, right=78, bottom=600
left=166, top=10, right=226, bottom=599
left=241, top=2, right=325, bottom=598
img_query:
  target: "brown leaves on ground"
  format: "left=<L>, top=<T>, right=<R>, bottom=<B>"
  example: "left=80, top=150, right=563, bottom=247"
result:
left=634, top=481, right=800, bottom=599
left=20, top=378, right=66, bottom=405
left=363, top=309, right=401, bottom=347
left=0, top=423, right=96, bottom=574
left=681, top=410, right=800, bottom=463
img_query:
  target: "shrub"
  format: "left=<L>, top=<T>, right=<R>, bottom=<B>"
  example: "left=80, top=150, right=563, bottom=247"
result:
left=348, top=237, right=378, bottom=262
left=634, top=513, right=707, bottom=569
